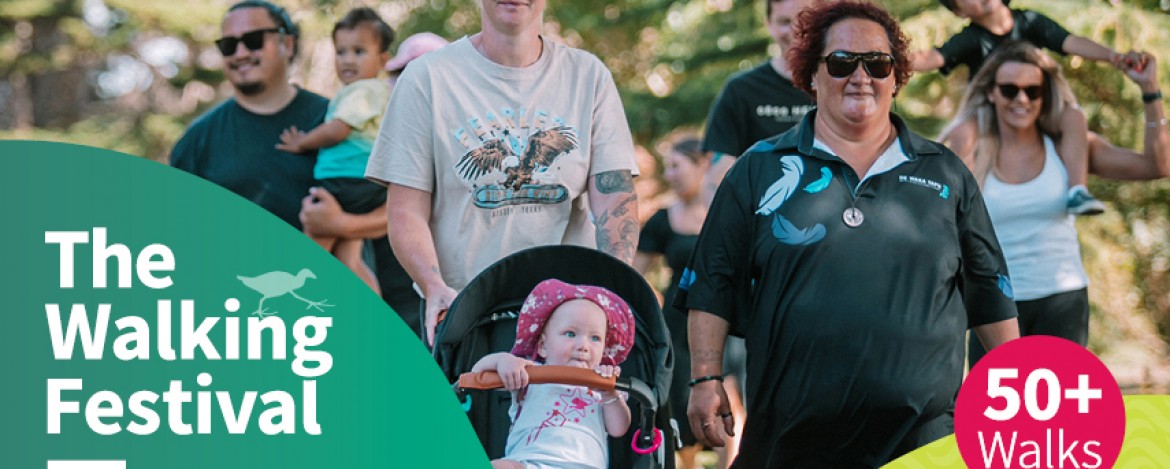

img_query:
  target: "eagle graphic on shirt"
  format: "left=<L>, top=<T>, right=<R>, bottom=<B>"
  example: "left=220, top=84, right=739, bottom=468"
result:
left=455, top=126, right=579, bottom=190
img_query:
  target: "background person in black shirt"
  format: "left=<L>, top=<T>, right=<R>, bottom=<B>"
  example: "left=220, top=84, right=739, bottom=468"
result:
left=701, top=0, right=817, bottom=198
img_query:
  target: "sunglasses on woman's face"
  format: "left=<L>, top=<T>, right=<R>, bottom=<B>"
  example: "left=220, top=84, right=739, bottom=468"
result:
left=996, top=83, right=1043, bottom=101
left=215, top=28, right=284, bottom=56
left=821, top=51, right=895, bottom=79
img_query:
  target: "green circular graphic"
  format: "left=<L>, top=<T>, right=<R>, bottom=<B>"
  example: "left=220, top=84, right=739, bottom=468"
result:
left=1, top=141, right=488, bottom=468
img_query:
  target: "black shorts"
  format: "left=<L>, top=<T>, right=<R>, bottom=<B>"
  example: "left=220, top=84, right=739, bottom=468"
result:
left=320, top=177, right=386, bottom=214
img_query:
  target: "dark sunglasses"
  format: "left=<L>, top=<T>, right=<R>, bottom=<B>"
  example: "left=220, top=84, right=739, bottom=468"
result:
left=215, top=27, right=284, bottom=56
left=996, top=83, right=1043, bottom=100
left=821, top=51, right=895, bottom=79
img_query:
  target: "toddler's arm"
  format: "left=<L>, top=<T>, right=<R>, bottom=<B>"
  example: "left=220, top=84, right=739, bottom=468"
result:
left=1062, top=35, right=1124, bottom=68
left=471, top=352, right=534, bottom=391
left=595, top=365, right=631, bottom=437
left=276, top=119, right=353, bottom=154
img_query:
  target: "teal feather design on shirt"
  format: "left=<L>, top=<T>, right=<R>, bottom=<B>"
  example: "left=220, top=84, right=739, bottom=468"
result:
left=804, top=167, right=832, bottom=193
left=757, top=154, right=804, bottom=216
left=772, top=215, right=826, bottom=245
left=679, top=268, right=696, bottom=291
left=998, top=273, right=1014, bottom=299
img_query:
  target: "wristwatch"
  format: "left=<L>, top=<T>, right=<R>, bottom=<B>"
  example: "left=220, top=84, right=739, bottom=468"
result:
left=1142, top=90, right=1163, bottom=103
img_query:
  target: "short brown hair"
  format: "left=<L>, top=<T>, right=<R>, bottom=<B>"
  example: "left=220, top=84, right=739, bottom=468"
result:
left=785, top=0, right=912, bottom=97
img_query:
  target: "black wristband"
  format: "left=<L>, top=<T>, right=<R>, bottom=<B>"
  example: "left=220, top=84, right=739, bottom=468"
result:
left=1142, top=90, right=1162, bottom=103
left=688, top=375, right=724, bottom=387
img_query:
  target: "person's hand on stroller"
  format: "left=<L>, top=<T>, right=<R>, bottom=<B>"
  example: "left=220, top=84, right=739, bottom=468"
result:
left=593, top=365, right=623, bottom=400
left=688, top=375, right=735, bottom=448
left=424, top=281, right=459, bottom=346
left=594, top=364, right=620, bottom=379
left=595, top=365, right=632, bottom=437
left=496, top=355, right=533, bottom=391
left=471, top=352, right=535, bottom=391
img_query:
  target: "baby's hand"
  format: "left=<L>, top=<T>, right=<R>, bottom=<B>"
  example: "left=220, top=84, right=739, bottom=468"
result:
left=275, top=126, right=307, bottom=153
left=496, top=355, right=533, bottom=391
left=594, top=365, right=621, bottom=379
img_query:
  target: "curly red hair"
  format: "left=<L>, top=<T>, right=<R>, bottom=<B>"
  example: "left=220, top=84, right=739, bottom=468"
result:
left=786, top=0, right=912, bottom=97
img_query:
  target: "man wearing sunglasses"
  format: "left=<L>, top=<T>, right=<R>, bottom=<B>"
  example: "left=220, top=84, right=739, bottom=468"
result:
left=172, top=1, right=402, bottom=314
left=171, top=0, right=326, bottom=229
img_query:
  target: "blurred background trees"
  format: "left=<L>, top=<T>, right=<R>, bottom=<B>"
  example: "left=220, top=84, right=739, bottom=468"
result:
left=2, top=0, right=1168, bottom=388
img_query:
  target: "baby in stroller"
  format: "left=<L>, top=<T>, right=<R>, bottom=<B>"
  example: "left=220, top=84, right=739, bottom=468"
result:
left=472, top=279, right=635, bottom=468
left=442, top=245, right=672, bottom=468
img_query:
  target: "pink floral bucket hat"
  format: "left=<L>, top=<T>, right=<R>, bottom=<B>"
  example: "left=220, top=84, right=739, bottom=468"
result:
left=511, top=279, right=636, bottom=366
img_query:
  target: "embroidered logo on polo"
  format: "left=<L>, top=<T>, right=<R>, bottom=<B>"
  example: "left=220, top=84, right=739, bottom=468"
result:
left=452, top=107, right=577, bottom=209
left=757, top=154, right=826, bottom=245
left=898, top=175, right=951, bottom=199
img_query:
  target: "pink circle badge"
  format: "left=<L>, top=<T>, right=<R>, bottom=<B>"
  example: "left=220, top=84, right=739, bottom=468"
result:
left=955, top=336, right=1125, bottom=469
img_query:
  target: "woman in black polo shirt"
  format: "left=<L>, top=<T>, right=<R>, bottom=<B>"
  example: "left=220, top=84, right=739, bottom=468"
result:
left=676, top=1, right=1021, bottom=466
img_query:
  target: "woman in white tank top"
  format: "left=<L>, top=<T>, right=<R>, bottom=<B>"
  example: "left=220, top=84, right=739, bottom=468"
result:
left=940, top=42, right=1169, bottom=366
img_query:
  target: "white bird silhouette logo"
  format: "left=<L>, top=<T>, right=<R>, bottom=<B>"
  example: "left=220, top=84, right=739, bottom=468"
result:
left=237, top=268, right=333, bottom=317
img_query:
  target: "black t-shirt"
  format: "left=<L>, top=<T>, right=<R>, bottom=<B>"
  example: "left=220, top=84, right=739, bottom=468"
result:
left=702, top=63, right=815, bottom=157
left=171, top=88, right=328, bottom=230
left=638, top=208, right=698, bottom=320
left=170, top=88, right=420, bottom=323
left=937, top=9, right=1071, bottom=77
left=677, top=111, right=1017, bottom=467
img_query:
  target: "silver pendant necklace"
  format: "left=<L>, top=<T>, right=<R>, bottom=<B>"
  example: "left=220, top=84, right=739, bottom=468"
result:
left=841, top=170, right=869, bottom=228
left=843, top=206, right=864, bottom=227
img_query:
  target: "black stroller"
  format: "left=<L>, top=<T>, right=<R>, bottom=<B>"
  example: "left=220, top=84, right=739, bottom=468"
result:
left=435, top=245, right=676, bottom=468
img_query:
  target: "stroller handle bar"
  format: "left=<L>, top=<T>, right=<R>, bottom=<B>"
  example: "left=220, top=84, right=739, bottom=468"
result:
left=457, top=365, right=616, bottom=391
left=455, top=365, right=664, bottom=455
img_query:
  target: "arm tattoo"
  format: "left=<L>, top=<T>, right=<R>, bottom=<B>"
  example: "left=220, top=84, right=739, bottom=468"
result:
left=595, top=193, right=638, bottom=262
left=594, top=170, right=634, bottom=194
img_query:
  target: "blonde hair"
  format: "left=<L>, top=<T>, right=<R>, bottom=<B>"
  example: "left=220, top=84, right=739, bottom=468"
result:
left=939, top=42, right=1076, bottom=185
